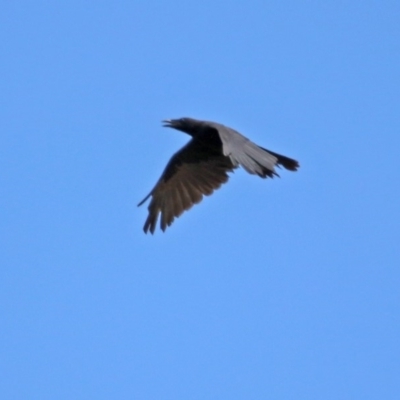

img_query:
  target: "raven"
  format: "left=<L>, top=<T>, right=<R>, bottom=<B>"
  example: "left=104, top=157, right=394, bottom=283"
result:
left=139, top=118, right=299, bottom=234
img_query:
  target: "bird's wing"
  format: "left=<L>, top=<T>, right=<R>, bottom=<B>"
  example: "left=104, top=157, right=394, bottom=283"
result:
left=211, top=122, right=299, bottom=177
left=138, top=139, right=234, bottom=234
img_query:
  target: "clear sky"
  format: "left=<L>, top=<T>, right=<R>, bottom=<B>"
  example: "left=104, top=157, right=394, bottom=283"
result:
left=1, top=2, right=400, bottom=399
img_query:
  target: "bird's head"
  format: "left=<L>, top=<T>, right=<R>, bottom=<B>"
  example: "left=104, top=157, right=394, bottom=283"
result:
left=162, top=118, right=202, bottom=136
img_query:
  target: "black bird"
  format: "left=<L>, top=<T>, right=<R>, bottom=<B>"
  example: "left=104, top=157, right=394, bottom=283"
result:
left=138, top=118, right=299, bottom=234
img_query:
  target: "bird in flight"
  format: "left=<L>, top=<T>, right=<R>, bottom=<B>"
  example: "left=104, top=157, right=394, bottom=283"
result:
left=138, top=118, right=299, bottom=234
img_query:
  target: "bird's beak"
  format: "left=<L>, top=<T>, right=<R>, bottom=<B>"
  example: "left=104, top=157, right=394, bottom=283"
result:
left=162, top=119, right=172, bottom=127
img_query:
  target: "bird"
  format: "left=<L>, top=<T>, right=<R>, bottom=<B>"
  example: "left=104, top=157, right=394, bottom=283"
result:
left=138, top=117, right=299, bottom=234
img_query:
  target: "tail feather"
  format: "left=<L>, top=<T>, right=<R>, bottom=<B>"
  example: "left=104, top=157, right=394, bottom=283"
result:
left=233, top=141, right=278, bottom=176
left=230, top=141, right=298, bottom=178
left=260, top=147, right=299, bottom=171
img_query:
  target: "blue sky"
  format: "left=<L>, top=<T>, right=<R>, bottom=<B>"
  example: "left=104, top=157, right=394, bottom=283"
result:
left=1, top=1, right=400, bottom=399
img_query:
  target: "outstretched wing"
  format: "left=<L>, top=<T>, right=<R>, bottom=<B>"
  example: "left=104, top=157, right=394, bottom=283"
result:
left=138, top=139, right=235, bottom=234
left=211, top=122, right=299, bottom=178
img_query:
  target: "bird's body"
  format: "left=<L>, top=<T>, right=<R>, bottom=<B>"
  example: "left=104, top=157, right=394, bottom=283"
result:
left=139, top=118, right=299, bottom=234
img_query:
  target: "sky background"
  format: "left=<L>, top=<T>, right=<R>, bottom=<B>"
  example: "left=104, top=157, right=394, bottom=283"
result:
left=1, top=1, right=400, bottom=399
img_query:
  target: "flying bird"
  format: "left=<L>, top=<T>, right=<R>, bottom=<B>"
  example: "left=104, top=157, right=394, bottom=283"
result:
left=138, top=118, right=299, bottom=234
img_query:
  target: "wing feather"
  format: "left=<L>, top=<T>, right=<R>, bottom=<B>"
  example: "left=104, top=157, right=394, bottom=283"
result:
left=139, top=138, right=234, bottom=233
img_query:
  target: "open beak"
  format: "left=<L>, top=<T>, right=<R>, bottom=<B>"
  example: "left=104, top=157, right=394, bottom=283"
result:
left=162, top=119, right=173, bottom=127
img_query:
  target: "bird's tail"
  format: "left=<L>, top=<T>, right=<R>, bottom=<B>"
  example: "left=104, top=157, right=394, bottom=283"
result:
left=261, top=148, right=300, bottom=171
left=230, top=141, right=299, bottom=178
